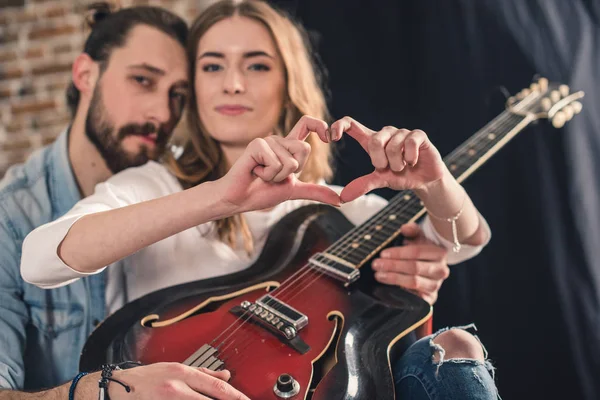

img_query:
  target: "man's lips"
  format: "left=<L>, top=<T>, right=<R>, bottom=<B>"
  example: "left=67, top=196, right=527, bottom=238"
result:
left=130, top=133, right=158, bottom=145
left=215, top=105, right=251, bottom=116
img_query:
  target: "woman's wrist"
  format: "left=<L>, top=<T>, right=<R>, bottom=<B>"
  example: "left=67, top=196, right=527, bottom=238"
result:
left=414, top=169, right=463, bottom=214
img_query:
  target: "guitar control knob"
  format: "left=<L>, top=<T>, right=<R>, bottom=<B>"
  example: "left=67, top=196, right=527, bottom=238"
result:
left=274, top=374, right=300, bottom=398
left=571, top=101, right=583, bottom=114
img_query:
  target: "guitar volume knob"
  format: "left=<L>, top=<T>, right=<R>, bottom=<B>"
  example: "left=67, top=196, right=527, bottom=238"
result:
left=274, top=374, right=300, bottom=398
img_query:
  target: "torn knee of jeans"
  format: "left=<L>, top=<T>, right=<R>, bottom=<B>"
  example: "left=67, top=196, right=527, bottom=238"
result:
left=429, top=323, right=492, bottom=377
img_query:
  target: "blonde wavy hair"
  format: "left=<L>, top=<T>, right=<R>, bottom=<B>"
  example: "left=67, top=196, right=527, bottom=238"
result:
left=164, top=0, right=332, bottom=254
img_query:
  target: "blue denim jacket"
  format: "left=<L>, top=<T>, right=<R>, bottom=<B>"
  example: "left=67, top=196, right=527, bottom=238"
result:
left=0, top=130, right=106, bottom=390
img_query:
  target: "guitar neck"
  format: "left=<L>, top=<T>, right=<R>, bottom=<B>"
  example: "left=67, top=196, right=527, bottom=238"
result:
left=322, top=109, right=535, bottom=268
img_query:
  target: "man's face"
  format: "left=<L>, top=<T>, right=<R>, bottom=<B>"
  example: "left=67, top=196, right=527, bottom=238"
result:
left=85, top=25, right=189, bottom=173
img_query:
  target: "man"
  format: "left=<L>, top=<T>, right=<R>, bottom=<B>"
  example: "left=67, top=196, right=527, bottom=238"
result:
left=0, top=5, right=249, bottom=399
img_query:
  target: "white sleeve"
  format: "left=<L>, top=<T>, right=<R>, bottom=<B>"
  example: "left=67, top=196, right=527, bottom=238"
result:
left=325, top=184, right=491, bottom=264
left=420, top=213, right=491, bottom=265
left=20, top=163, right=172, bottom=288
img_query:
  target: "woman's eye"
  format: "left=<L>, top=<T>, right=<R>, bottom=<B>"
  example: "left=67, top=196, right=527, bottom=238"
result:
left=202, top=64, right=222, bottom=72
left=248, top=64, right=270, bottom=72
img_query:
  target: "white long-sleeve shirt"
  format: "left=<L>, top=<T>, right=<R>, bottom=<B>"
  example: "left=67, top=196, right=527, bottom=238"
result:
left=21, top=161, right=490, bottom=314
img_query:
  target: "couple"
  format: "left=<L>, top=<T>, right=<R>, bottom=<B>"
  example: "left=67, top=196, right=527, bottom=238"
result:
left=1, top=1, right=497, bottom=399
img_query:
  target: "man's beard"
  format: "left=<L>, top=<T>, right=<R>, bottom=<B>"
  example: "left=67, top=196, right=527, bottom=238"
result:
left=85, top=86, right=170, bottom=174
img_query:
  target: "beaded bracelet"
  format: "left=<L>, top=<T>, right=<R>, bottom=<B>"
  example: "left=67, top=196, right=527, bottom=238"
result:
left=98, top=361, right=142, bottom=400
left=68, top=371, right=89, bottom=400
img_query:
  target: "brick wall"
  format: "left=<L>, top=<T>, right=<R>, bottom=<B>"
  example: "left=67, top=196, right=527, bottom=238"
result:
left=0, top=0, right=214, bottom=178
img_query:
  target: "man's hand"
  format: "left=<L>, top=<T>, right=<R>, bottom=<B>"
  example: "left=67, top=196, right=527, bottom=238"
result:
left=372, top=223, right=449, bottom=305
left=110, top=363, right=249, bottom=400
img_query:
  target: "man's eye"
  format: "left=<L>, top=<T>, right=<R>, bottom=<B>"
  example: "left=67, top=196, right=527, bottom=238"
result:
left=202, top=64, right=222, bottom=72
left=171, top=92, right=187, bottom=103
left=133, top=76, right=152, bottom=86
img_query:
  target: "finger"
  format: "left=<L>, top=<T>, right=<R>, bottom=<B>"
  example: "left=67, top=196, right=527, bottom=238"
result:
left=399, top=223, right=422, bottom=240
left=374, top=271, right=441, bottom=293
left=272, top=136, right=311, bottom=172
left=286, top=115, right=329, bottom=142
left=329, top=116, right=375, bottom=149
left=339, top=172, right=386, bottom=203
left=264, top=137, right=300, bottom=182
left=403, top=129, right=428, bottom=167
left=198, top=368, right=231, bottom=382
left=380, top=243, right=448, bottom=262
left=372, top=258, right=450, bottom=280
left=368, top=127, right=395, bottom=169
left=247, top=138, right=283, bottom=182
left=290, top=181, right=341, bottom=206
left=385, top=129, right=410, bottom=172
left=187, top=370, right=250, bottom=400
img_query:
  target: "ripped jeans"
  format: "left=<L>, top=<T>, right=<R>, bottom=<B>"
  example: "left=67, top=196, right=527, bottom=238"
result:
left=392, top=324, right=500, bottom=400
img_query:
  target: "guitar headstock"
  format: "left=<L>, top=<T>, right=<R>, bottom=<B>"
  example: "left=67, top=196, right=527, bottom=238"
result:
left=506, top=77, right=585, bottom=128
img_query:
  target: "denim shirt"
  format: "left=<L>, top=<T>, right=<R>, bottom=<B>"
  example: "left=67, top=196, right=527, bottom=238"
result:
left=0, top=130, right=106, bottom=390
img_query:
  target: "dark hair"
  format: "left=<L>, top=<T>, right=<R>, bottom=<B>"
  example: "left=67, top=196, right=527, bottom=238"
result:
left=66, top=2, right=188, bottom=116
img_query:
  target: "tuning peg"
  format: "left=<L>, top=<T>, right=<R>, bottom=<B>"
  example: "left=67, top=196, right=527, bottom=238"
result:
left=541, top=98, right=552, bottom=111
left=563, top=105, right=574, bottom=120
left=571, top=101, right=583, bottom=114
left=538, top=77, right=549, bottom=91
left=550, top=90, right=561, bottom=103
left=552, top=111, right=567, bottom=128
left=559, top=84, right=570, bottom=97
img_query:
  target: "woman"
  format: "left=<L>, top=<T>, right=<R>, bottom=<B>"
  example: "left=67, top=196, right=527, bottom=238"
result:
left=22, top=1, right=497, bottom=398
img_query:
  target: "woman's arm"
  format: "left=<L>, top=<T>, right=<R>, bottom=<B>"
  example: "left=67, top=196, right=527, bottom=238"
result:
left=21, top=117, right=339, bottom=287
left=330, top=117, right=489, bottom=249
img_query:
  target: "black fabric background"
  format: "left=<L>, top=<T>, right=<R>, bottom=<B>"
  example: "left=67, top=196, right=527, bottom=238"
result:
left=271, top=1, right=600, bottom=399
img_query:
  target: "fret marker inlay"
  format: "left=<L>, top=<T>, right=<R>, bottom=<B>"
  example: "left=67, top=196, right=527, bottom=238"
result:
left=364, top=234, right=372, bottom=240
left=488, top=133, right=496, bottom=140
left=389, top=215, right=397, bottom=221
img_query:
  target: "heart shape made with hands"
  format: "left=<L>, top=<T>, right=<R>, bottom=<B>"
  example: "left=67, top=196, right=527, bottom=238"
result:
left=327, top=117, right=447, bottom=204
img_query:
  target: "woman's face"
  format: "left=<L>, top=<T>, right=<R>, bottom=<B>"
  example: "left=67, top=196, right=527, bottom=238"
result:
left=195, top=16, right=286, bottom=149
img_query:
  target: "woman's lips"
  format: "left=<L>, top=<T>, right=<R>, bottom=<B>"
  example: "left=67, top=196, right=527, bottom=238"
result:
left=215, top=105, right=251, bottom=116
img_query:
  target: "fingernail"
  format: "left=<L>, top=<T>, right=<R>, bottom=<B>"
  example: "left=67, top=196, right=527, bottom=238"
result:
left=380, top=251, right=390, bottom=258
left=372, top=260, right=381, bottom=268
left=375, top=272, right=387, bottom=279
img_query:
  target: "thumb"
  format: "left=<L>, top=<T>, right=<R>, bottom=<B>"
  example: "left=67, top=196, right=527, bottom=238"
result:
left=291, top=181, right=341, bottom=206
left=339, top=172, right=384, bottom=203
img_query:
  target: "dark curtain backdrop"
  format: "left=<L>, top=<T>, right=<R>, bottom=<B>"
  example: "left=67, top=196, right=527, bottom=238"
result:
left=272, top=1, right=600, bottom=399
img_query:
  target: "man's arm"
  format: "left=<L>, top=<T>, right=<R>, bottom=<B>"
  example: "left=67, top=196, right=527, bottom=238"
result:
left=0, top=364, right=250, bottom=400
left=0, top=211, right=29, bottom=390
left=0, top=381, right=69, bottom=399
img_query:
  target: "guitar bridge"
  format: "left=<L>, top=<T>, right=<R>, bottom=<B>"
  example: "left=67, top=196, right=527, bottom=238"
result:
left=229, top=295, right=310, bottom=354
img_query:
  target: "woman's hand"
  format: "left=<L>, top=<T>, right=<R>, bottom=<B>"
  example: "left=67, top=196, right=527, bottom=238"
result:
left=329, top=117, right=447, bottom=203
left=217, top=116, right=341, bottom=212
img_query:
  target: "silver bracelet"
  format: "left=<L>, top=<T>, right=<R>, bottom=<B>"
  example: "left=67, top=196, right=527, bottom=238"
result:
left=426, top=191, right=466, bottom=253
